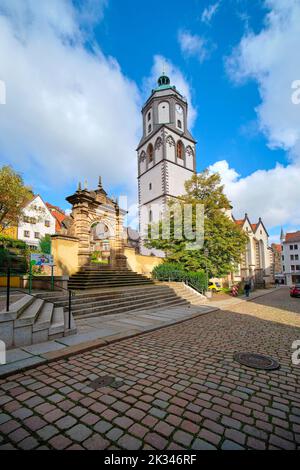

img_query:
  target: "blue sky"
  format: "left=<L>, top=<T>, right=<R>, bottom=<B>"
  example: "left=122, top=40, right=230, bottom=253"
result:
left=0, top=0, right=300, bottom=241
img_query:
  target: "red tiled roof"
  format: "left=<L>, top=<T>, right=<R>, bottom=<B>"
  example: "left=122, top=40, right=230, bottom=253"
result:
left=251, top=223, right=258, bottom=232
left=272, top=243, right=282, bottom=253
left=46, top=202, right=67, bottom=232
left=285, top=231, right=300, bottom=242
left=234, top=219, right=244, bottom=226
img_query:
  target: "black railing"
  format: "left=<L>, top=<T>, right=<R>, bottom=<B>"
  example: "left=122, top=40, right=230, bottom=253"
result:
left=183, top=277, right=206, bottom=296
left=0, top=266, right=74, bottom=331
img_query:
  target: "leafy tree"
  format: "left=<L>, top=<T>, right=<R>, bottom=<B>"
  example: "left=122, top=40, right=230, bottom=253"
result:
left=39, top=234, right=51, bottom=254
left=146, top=170, right=249, bottom=278
left=0, top=166, right=33, bottom=232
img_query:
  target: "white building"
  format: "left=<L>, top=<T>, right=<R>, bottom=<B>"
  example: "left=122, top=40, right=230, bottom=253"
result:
left=281, top=230, right=300, bottom=286
left=231, top=214, right=272, bottom=286
left=18, top=195, right=56, bottom=249
left=137, top=73, right=196, bottom=255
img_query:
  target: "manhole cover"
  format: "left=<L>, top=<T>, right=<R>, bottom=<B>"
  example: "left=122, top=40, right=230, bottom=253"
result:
left=89, top=376, right=124, bottom=390
left=234, top=352, right=280, bottom=370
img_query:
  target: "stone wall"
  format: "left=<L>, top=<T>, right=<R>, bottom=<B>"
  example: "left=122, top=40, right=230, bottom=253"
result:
left=51, top=235, right=79, bottom=276
left=124, top=247, right=163, bottom=277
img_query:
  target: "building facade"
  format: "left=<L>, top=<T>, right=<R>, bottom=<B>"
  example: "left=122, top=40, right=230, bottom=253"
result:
left=17, top=195, right=56, bottom=249
left=137, top=74, right=196, bottom=255
left=232, top=214, right=272, bottom=286
left=281, top=230, right=300, bottom=285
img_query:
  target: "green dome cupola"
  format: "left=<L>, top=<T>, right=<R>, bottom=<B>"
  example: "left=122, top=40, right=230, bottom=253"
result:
left=158, top=73, right=170, bottom=87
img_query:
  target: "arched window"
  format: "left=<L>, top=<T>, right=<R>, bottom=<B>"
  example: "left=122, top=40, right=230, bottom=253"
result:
left=177, top=119, right=182, bottom=129
left=177, top=140, right=184, bottom=160
left=149, top=209, right=153, bottom=222
left=147, top=143, right=154, bottom=163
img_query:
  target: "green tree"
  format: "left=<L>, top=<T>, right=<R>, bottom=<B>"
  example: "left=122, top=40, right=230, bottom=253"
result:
left=146, top=170, right=248, bottom=278
left=0, top=166, right=33, bottom=232
left=39, top=234, right=51, bottom=254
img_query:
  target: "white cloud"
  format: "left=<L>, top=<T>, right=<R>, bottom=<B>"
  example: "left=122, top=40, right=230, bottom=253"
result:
left=143, top=54, right=197, bottom=128
left=209, top=160, right=300, bottom=228
left=221, top=0, right=300, bottom=231
left=0, top=0, right=140, bottom=198
left=178, top=30, right=214, bottom=64
left=201, top=2, right=221, bottom=25
left=226, top=0, right=300, bottom=159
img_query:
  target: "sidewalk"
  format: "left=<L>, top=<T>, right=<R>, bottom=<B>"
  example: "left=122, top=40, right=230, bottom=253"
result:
left=0, top=287, right=279, bottom=379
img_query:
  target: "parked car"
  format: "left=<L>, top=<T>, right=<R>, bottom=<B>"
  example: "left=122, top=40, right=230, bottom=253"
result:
left=208, top=281, right=222, bottom=293
left=290, top=284, right=300, bottom=298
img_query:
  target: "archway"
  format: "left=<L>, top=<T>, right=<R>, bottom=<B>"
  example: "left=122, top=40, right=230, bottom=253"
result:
left=90, top=221, right=114, bottom=264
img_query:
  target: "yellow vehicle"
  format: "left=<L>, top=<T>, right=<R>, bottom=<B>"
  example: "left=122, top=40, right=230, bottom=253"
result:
left=208, top=281, right=222, bottom=293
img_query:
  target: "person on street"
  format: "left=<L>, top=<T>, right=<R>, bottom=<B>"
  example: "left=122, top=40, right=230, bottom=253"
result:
left=244, top=282, right=251, bottom=298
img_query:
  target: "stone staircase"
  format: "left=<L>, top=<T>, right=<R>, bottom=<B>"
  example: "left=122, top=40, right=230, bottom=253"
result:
left=0, top=295, right=76, bottom=349
left=68, top=264, right=154, bottom=290
left=39, top=284, right=195, bottom=320
left=164, top=282, right=207, bottom=305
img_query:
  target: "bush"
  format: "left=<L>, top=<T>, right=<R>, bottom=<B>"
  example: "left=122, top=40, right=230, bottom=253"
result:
left=0, top=234, right=27, bottom=250
left=152, top=262, right=186, bottom=282
left=152, top=263, right=207, bottom=292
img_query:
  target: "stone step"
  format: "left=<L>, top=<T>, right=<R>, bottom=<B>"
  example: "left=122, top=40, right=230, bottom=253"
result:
left=39, top=286, right=174, bottom=304
left=33, top=302, right=54, bottom=332
left=75, top=297, right=189, bottom=320
left=49, top=307, right=65, bottom=336
left=0, top=294, right=35, bottom=318
left=69, top=292, right=183, bottom=314
left=68, top=280, right=154, bottom=290
left=15, top=298, right=45, bottom=327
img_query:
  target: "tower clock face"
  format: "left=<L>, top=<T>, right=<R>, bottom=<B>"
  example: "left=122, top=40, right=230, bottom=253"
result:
left=176, top=104, right=183, bottom=114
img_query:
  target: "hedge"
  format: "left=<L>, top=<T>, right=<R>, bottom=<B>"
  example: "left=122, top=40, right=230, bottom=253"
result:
left=152, top=262, right=207, bottom=293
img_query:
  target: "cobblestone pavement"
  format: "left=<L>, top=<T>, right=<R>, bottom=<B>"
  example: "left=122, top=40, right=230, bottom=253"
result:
left=0, top=288, right=300, bottom=450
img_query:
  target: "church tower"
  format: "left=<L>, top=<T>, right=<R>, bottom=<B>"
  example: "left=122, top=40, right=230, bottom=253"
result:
left=137, top=73, right=197, bottom=254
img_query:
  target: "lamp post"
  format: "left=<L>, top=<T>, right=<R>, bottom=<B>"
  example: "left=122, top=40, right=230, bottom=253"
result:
left=204, top=247, right=209, bottom=291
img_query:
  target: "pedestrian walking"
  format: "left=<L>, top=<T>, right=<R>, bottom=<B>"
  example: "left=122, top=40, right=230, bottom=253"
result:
left=244, top=282, right=251, bottom=298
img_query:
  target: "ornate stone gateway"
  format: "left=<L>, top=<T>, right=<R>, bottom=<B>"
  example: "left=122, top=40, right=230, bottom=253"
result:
left=65, top=178, right=127, bottom=269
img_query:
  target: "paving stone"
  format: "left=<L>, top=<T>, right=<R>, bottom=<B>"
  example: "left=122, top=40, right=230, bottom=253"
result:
left=66, top=424, right=93, bottom=442
left=118, top=434, right=142, bottom=450
left=173, top=430, right=193, bottom=447
left=56, top=416, right=77, bottom=430
left=83, top=434, right=110, bottom=450
left=94, top=420, right=113, bottom=434
left=18, top=436, right=39, bottom=450
left=191, top=438, right=217, bottom=450
left=106, top=427, right=124, bottom=441
left=221, top=439, right=245, bottom=450
left=49, top=435, right=73, bottom=450
left=37, top=425, right=59, bottom=440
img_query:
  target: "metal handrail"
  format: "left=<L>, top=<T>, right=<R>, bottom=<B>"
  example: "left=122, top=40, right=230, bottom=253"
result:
left=1, top=267, right=74, bottom=330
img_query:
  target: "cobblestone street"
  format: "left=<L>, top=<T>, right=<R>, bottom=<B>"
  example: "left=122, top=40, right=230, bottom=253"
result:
left=0, top=288, right=300, bottom=450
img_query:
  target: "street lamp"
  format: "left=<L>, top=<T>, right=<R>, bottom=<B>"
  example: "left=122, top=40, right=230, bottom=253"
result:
left=204, top=248, right=209, bottom=290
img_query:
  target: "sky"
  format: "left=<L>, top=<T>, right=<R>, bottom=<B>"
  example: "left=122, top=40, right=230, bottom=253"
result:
left=0, top=0, right=300, bottom=242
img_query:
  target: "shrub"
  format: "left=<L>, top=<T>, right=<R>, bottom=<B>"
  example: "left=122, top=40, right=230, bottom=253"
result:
left=152, top=262, right=186, bottom=282
left=152, top=263, right=207, bottom=292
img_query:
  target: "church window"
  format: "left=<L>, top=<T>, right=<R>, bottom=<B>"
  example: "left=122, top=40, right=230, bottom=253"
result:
left=148, top=124, right=152, bottom=133
left=149, top=210, right=153, bottom=222
left=147, top=143, right=154, bottom=163
left=177, top=140, right=184, bottom=159
left=147, top=112, right=151, bottom=121
left=149, top=183, right=152, bottom=190
left=177, top=119, right=182, bottom=129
